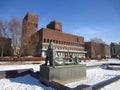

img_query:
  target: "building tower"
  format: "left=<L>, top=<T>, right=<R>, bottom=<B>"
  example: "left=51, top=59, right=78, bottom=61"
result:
left=22, top=12, right=38, bottom=56
left=47, top=20, right=62, bottom=32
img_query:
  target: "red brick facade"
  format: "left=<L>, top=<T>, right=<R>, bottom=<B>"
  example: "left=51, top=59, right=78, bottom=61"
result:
left=22, top=12, right=86, bottom=57
left=0, top=37, right=11, bottom=56
left=85, top=42, right=110, bottom=58
left=100, top=43, right=110, bottom=58
left=47, top=20, right=62, bottom=32
left=22, top=12, right=38, bottom=56
left=38, top=28, right=85, bottom=57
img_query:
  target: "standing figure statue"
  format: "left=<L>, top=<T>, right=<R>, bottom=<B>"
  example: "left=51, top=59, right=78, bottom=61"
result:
left=44, top=41, right=56, bottom=67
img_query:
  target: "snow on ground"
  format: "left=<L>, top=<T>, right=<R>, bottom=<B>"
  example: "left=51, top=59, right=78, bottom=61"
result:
left=80, top=59, right=120, bottom=66
left=0, top=64, right=41, bottom=72
left=101, top=80, right=120, bottom=90
left=0, top=74, right=55, bottom=90
left=65, top=68, right=120, bottom=88
left=0, top=62, right=8, bottom=64
left=0, top=59, right=120, bottom=90
left=0, top=59, right=119, bottom=72
left=0, top=68, right=119, bottom=90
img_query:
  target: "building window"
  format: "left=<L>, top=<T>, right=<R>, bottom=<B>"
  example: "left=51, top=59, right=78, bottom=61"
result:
left=53, top=40, right=55, bottom=43
left=47, top=39, right=49, bottom=43
left=77, top=37, right=79, bottom=42
left=56, top=40, right=58, bottom=44
left=36, top=24, right=38, bottom=28
left=64, top=42, right=65, bottom=45
left=61, top=41, right=63, bottom=44
left=60, top=41, right=62, bottom=44
left=59, top=41, right=60, bottom=44
left=66, top=42, right=68, bottom=45
left=44, top=38, right=46, bottom=42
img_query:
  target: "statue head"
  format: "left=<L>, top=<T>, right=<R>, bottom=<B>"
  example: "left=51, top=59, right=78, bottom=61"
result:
left=48, top=41, right=54, bottom=50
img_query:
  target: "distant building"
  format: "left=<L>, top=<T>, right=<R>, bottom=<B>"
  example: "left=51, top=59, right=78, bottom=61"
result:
left=110, top=42, right=120, bottom=58
left=21, top=12, right=86, bottom=58
left=85, top=42, right=100, bottom=58
left=0, top=37, right=12, bottom=56
left=85, top=42, right=110, bottom=59
left=100, top=43, right=111, bottom=58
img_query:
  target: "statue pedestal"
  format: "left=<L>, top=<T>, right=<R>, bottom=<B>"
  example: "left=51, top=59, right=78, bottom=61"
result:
left=39, top=65, right=86, bottom=85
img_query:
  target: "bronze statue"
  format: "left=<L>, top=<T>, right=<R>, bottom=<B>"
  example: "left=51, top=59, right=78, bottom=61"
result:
left=44, top=41, right=56, bottom=67
left=44, top=41, right=80, bottom=67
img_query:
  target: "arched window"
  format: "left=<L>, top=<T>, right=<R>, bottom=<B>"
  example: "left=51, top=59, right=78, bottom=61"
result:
left=53, top=40, right=55, bottom=43
left=47, top=39, right=49, bottom=43
left=44, top=38, right=46, bottom=42
left=56, top=40, right=58, bottom=44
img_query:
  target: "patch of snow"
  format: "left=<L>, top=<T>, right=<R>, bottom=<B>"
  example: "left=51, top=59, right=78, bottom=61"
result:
left=101, top=80, right=120, bottom=90
left=80, top=59, right=120, bottom=66
left=0, top=62, right=8, bottom=64
left=65, top=68, right=120, bottom=88
left=0, top=59, right=120, bottom=89
left=0, top=74, right=55, bottom=90
left=0, top=64, right=41, bottom=72
left=80, top=61, right=102, bottom=66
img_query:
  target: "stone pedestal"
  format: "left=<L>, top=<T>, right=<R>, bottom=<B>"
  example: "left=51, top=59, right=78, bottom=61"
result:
left=39, top=64, right=86, bottom=85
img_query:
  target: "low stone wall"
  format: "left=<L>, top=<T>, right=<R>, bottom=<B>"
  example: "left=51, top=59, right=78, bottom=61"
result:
left=0, top=69, right=33, bottom=79
left=92, top=75, right=120, bottom=90
left=101, top=63, right=120, bottom=70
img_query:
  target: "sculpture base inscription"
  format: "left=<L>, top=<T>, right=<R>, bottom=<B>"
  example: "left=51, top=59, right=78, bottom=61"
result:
left=39, top=64, right=86, bottom=85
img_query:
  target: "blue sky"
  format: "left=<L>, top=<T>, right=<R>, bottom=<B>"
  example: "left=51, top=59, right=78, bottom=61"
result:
left=0, top=0, right=120, bottom=44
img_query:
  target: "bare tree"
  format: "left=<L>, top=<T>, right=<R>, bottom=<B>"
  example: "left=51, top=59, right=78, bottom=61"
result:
left=90, top=37, right=104, bottom=58
left=0, top=20, right=9, bottom=57
left=92, top=42, right=101, bottom=58
left=9, top=17, right=22, bottom=57
left=88, top=37, right=109, bottom=59
left=90, top=37, right=105, bottom=44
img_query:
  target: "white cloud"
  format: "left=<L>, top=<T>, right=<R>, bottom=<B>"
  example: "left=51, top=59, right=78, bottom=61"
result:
left=72, top=27, right=107, bottom=36
left=69, top=27, right=110, bottom=43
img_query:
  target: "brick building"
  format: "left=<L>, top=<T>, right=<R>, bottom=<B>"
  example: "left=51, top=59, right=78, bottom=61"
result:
left=22, top=12, right=86, bottom=58
left=100, top=43, right=111, bottom=58
left=0, top=37, right=11, bottom=56
left=110, top=42, right=120, bottom=58
left=85, top=42, right=110, bottom=58
left=21, top=12, right=39, bottom=56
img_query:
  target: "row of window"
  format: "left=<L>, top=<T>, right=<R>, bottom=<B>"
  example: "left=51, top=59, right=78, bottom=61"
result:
left=42, top=51, right=85, bottom=57
left=43, top=46, right=82, bottom=51
left=43, top=38, right=82, bottom=47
